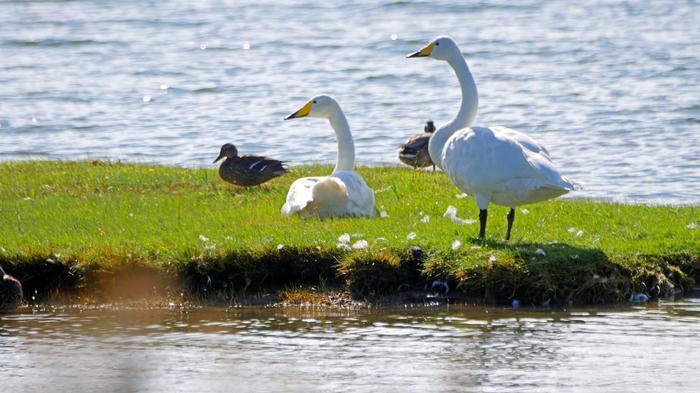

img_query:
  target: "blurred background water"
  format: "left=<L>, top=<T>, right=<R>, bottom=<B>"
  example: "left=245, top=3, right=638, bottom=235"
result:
left=2, top=299, right=700, bottom=393
left=0, top=0, right=698, bottom=203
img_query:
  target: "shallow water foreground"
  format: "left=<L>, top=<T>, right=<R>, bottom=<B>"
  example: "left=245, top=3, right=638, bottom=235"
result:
left=2, top=299, right=699, bottom=392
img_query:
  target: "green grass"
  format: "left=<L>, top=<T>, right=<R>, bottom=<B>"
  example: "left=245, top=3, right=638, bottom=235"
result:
left=1, top=160, right=698, bottom=305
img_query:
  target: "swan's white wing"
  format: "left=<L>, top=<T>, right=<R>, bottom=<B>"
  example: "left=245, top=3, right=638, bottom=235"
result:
left=442, top=126, right=574, bottom=207
left=490, top=125, right=550, bottom=158
left=281, top=177, right=322, bottom=216
left=281, top=172, right=375, bottom=217
left=521, top=144, right=578, bottom=191
left=331, top=171, right=376, bottom=216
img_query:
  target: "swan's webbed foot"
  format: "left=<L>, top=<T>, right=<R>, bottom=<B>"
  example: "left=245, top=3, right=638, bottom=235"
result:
left=478, top=209, right=487, bottom=239
left=505, top=208, right=515, bottom=241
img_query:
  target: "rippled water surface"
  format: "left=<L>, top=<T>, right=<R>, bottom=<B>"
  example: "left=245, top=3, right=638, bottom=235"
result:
left=1, top=0, right=699, bottom=203
left=1, top=298, right=699, bottom=392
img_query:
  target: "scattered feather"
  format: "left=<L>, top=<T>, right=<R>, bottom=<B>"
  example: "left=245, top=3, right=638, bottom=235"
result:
left=455, top=193, right=468, bottom=199
left=336, top=243, right=352, bottom=252
left=224, top=236, right=233, bottom=241
left=337, top=233, right=351, bottom=244
left=443, top=205, right=475, bottom=225
left=451, top=240, right=462, bottom=250
left=421, top=215, right=430, bottom=223
left=380, top=210, right=389, bottom=218
left=407, top=232, right=417, bottom=241
left=198, top=235, right=209, bottom=242
left=688, top=222, right=699, bottom=230
left=488, top=255, right=497, bottom=262
left=352, top=240, right=369, bottom=250
left=575, top=230, right=584, bottom=237
left=567, top=227, right=576, bottom=233
left=520, top=208, right=530, bottom=215
left=535, top=248, right=546, bottom=256
left=276, top=244, right=284, bottom=250
left=375, top=237, right=387, bottom=242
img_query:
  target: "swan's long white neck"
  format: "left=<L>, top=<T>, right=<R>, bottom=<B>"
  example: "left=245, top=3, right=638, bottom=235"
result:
left=428, top=52, right=479, bottom=169
left=328, top=106, right=355, bottom=173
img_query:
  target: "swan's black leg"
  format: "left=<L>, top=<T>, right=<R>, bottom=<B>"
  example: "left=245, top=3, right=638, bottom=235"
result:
left=505, top=208, right=515, bottom=241
left=479, top=209, right=488, bottom=239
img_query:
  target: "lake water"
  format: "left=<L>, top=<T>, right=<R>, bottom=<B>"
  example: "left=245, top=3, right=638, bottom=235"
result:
left=0, top=0, right=699, bottom=203
left=1, top=298, right=699, bottom=392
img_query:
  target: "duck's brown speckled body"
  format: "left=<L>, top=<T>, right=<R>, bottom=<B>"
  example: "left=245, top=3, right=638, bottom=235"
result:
left=214, top=143, right=288, bottom=187
left=0, top=265, right=22, bottom=312
left=399, top=120, right=436, bottom=170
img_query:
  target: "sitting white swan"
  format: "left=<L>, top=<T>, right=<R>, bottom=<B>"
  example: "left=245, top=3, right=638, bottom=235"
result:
left=408, top=36, right=578, bottom=240
left=281, top=95, right=375, bottom=218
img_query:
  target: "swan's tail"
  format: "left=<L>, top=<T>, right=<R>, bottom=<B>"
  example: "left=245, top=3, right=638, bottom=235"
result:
left=563, top=176, right=583, bottom=191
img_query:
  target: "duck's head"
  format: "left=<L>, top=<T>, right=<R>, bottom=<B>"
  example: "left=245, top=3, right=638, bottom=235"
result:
left=285, top=95, right=339, bottom=120
left=407, top=36, right=460, bottom=61
left=425, top=120, right=435, bottom=133
left=213, top=143, right=238, bottom=163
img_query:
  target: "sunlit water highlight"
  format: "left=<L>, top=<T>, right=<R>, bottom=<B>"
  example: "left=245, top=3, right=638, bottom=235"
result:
left=1, top=298, right=699, bottom=392
left=0, top=0, right=699, bottom=203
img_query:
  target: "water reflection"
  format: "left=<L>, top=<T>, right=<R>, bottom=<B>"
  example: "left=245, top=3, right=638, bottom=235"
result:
left=2, top=298, right=699, bottom=392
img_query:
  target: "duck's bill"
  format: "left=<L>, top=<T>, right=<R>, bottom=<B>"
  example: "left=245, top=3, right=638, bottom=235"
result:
left=284, top=100, right=313, bottom=120
left=213, top=154, right=224, bottom=163
left=406, top=42, right=434, bottom=58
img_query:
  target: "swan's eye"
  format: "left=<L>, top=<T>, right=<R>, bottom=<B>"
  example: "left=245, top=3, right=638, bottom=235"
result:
left=435, top=41, right=440, bottom=46
left=313, top=100, right=317, bottom=104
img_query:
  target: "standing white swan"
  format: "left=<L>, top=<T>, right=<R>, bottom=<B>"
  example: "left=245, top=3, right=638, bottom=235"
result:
left=282, top=95, right=375, bottom=218
left=407, top=36, right=578, bottom=240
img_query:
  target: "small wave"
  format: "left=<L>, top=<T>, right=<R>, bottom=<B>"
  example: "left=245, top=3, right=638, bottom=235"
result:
left=382, top=0, right=411, bottom=7
left=2, top=39, right=119, bottom=48
left=192, top=87, right=225, bottom=94
left=159, top=86, right=225, bottom=95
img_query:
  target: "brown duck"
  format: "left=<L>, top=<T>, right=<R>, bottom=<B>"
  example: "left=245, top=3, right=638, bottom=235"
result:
left=214, top=143, right=289, bottom=186
left=399, top=120, right=436, bottom=170
left=0, top=265, right=22, bottom=312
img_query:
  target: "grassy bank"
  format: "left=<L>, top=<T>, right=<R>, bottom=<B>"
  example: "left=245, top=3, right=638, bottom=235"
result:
left=1, top=161, right=698, bottom=306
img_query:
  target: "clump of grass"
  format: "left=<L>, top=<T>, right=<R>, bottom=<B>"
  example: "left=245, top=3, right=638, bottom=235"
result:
left=181, top=246, right=341, bottom=298
left=1, top=160, right=699, bottom=305
left=337, top=248, right=424, bottom=296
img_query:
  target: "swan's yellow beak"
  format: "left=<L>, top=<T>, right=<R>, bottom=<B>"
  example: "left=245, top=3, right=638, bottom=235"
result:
left=285, top=100, right=313, bottom=120
left=407, top=42, right=435, bottom=58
